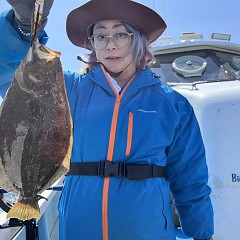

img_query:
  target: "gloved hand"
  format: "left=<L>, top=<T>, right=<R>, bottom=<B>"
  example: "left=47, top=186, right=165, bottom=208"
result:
left=7, top=0, right=54, bottom=33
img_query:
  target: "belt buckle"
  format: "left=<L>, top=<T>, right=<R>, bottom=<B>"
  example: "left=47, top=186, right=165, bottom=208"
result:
left=98, top=160, right=125, bottom=178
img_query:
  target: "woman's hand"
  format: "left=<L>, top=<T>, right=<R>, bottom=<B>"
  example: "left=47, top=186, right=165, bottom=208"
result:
left=7, top=0, right=54, bottom=31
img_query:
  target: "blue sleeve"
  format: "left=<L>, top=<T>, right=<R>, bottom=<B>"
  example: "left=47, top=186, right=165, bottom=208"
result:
left=63, top=70, right=84, bottom=118
left=64, top=71, right=80, bottom=97
left=0, top=10, right=48, bottom=102
left=165, top=93, right=214, bottom=239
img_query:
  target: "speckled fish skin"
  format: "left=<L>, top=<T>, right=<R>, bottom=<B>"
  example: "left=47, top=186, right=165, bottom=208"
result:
left=0, top=41, right=72, bottom=219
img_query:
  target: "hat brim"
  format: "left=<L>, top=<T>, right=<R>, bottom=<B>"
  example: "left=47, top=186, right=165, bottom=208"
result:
left=66, top=0, right=167, bottom=49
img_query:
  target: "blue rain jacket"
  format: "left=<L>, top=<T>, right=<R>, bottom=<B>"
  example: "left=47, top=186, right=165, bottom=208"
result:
left=0, top=10, right=214, bottom=240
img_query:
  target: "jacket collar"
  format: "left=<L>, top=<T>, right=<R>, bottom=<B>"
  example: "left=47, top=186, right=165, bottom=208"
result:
left=88, top=65, right=160, bottom=95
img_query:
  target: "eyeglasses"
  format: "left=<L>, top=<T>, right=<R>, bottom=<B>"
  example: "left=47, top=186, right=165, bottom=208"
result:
left=88, top=31, right=133, bottom=50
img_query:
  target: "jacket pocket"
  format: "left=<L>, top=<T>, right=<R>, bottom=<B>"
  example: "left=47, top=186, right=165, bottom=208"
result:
left=126, top=111, right=133, bottom=156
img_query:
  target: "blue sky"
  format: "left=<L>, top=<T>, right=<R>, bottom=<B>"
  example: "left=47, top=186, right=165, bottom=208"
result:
left=2, top=0, right=239, bottom=71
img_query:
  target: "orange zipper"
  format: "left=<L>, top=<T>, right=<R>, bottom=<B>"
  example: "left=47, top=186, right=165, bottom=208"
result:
left=126, top=112, right=133, bottom=156
left=102, top=96, right=120, bottom=240
left=101, top=65, right=135, bottom=240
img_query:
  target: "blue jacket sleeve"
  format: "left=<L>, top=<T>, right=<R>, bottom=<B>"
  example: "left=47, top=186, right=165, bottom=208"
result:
left=0, top=9, right=48, bottom=102
left=165, top=93, right=214, bottom=239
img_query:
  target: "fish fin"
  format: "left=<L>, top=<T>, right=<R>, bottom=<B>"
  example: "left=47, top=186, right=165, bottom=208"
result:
left=0, top=160, right=19, bottom=193
left=62, top=155, right=70, bottom=170
left=62, top=121, right=73, bottom=170
left=7, top=198, right=40, bottom=221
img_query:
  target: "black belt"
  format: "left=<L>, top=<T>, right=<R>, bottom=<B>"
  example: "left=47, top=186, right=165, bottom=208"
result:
left=67, top=160, right=165, bottom=180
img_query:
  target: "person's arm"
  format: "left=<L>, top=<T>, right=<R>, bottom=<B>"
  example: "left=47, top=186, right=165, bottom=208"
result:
left=0, top=0, right=53, bottom=102
left=165, top=92, right=214, bottom=239
left=0, top=10, right=47, bottom=102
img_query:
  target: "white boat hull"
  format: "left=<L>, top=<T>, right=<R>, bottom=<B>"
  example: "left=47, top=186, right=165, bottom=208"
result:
left=173, top=81, right=240, bottom=240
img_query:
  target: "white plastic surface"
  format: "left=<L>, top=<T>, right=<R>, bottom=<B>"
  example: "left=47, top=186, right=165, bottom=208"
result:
left=173, top=80, right=240, bottom=240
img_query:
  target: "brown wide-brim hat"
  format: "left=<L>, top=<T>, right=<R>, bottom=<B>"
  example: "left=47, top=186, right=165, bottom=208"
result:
left=66, top=0, right=167, bottom=49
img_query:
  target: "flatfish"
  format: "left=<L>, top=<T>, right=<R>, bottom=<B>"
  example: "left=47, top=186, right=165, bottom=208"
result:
left=0, top=0, right=72, bottom=220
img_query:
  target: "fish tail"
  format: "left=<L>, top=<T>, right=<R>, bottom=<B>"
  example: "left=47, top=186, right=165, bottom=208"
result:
left=7, top=198, right=40, bottom=221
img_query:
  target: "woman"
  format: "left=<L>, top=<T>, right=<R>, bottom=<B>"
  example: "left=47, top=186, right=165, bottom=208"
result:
left=0, top=0, right=213, bottom=239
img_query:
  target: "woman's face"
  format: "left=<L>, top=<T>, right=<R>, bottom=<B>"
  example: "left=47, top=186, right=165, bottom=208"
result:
left=92, top=20, right=135, bottom=75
